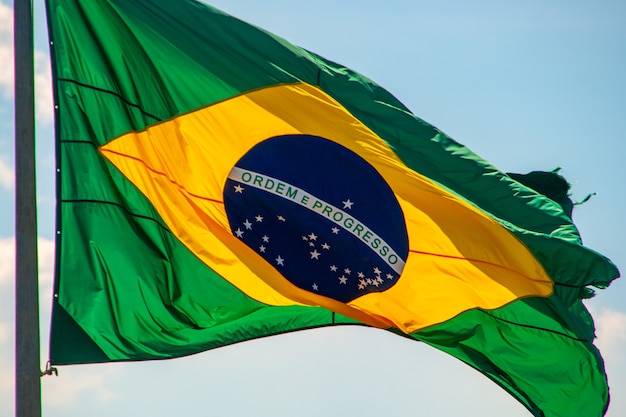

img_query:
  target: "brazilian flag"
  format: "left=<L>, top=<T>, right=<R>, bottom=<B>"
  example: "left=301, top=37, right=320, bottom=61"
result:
left=46, top=1, right=619, bottom=416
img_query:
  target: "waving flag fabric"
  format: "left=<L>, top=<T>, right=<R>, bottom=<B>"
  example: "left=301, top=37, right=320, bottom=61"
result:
left=46, top=1, right=619, bottom=416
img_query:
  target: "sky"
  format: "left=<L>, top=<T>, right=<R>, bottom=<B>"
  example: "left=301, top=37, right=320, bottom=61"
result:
left=1, top=0, right=625, bottom=416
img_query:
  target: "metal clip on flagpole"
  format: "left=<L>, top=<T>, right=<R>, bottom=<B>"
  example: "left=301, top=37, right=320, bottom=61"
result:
left=41, top=361, right=58, bottom=377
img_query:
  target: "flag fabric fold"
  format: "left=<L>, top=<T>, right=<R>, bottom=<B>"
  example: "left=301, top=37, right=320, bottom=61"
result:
left=46, top=1, right=619, bottom=416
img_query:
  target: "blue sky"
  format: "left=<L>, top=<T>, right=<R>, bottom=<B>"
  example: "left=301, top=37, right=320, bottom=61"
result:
left=1, top=0, right=625, bottom=416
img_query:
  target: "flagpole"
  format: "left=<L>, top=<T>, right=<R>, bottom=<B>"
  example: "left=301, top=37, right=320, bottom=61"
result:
left=14, top=0, right=41, bottom=415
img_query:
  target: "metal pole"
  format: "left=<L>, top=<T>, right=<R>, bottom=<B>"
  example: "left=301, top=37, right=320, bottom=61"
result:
left=14, top=0, right=41, bottom=415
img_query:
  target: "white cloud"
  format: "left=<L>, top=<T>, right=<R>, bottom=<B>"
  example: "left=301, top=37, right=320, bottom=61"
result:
left=0, top=155, right=13, bottom=189
left=37, top=236, right=55, bottom=287
left=591, top=308, right=626, bottom=417
left=0, top=320, right=8, bottom=350
left=0, top=2, right=54, bottom=125
left=0, top=2, right=12, bottom=98
left=0, top=235, right=15, bottom=416
left=594, top=308, right=626, bottom=363
left=0, top=236, right=14, bottom=285
left=42, top=365, right=119, bottom=409
left=0, top=321, right=13, bottom=415
left=35, top=50, right=53, bottom=125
